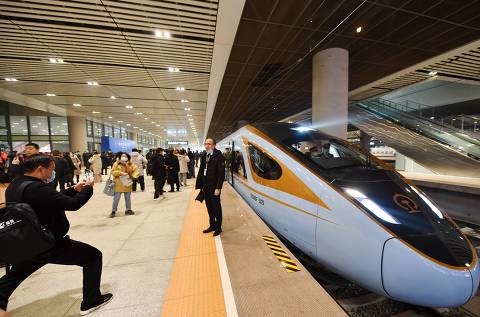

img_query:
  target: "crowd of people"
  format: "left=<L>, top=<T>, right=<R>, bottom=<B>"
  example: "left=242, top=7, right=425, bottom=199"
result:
left=0, top=139, right=224, bottom=316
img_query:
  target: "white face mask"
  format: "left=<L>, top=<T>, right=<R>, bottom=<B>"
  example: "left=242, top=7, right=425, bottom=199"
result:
left=44, top=170, right=56, bottom=184
left=120, top=156, right=128, bottom=162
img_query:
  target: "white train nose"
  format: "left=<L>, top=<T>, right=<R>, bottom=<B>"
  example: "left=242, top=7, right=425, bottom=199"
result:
left=382, top=237, right=475, bottom=307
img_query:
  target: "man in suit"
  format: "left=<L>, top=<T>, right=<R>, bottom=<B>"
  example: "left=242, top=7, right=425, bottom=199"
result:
left=195, top=138, right=225, bottom=236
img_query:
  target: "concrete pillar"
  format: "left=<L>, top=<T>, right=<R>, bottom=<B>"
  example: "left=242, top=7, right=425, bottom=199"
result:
left=128, top=131, right=137, bottom=143
left=67, top=116, right=87, bottom=152
left=312, top=48, right=348, bottom=139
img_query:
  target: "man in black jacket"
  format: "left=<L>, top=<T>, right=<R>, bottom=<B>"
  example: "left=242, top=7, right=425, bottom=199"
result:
left=164, top=149, right=180, bottom=192
left=195, top=138, right=225, bottom=236
left=0, top=155, right=112, bottom=315
left=151, top=148, right=166, bottom=200
left=52, top=150, right=68, bottom=192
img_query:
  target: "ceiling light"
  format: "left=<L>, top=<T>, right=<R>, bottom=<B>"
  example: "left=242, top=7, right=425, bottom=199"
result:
left=184, top=107, right=191, bottom=111
left=46, top=93, right=56, bottom=96
left=133, top=126, right=138, bottom=129
left=188, top=118, right=193, bottom=121
left=156, top=124, right=161, bottom=127
left=110, top=96, right=116, bottom=99
left=430, top=116, right=435, bottom=120
left=155, top=30, right=171, bottom=38
left=168, top=67, right=180, bottom=72
left=144, top=117, right=148, bottom=120
left=4, top=78, right=17, bottom=81
left=356, top=26, right=362, bottom=33
left=87, top=81, right=99, bottom=86
left=125, top=105, right=133, bottom=109
left=117, top=120, right=123, bottom=123
left=108, top=116, right=113, bottom=119
left=176, top=87, right=185, bottom=91
left=428, top=71, right=438, bottom=76
left=273, top=107, right=277, bottom=110
left=135, top=112, right=143, bottom=115
left=73, top=103, right=82, bottom=107
left=92, top=111, right=100, bottom=114
left=49, top=58, right=64, bottom=64
left=187, top=114, right=192, bottom=117
left=181, top=99, right=189, bottom=103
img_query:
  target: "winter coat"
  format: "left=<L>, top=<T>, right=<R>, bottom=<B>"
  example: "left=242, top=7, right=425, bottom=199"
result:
left=164, top=153, right=180, bottom=183
left=130, top=152, right=148, bottom=176
left=88, top=154, right=102, bottom=174
left=177, top=154, right=190, bottom=174
left=150, top=154, right=165, bottom=179
left=72, top=155, right=82, bottom=175
left=111, top=161, right=140, bottom=193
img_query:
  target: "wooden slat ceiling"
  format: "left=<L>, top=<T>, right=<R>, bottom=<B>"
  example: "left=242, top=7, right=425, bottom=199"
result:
left=0, top=0, right=218, bottom=144
left=208, top=0, right=480, bottom=140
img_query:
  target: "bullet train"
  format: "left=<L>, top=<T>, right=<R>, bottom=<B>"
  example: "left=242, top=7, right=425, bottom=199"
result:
left=218, top=122, right=479, bottom=308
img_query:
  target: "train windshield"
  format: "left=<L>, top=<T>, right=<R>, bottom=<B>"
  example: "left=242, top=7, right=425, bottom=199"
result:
left=286, top=134, right=381, bottom=170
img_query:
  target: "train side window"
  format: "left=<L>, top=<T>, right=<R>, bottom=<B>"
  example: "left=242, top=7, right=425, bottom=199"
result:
left=232, top=149, right=248, bottom=179
left=248, top=143, right=282, bottom=180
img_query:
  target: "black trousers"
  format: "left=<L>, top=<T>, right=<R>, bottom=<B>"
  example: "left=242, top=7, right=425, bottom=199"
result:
left=102, top=167, right=108, bottom=175
left=153, top=176, right=165, bottom=198
left=169, top=180, right=180, bottom=192
left=53, top=177, right=66, bottom=192
left=132, top=175, right=145, bottom=191
left=204, top=191, right=222, bottom=231
left=0, top=237, right=102, bottom=311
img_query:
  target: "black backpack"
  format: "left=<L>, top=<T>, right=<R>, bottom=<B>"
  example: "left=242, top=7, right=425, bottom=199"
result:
left=0, top=181, right=55, bottom=264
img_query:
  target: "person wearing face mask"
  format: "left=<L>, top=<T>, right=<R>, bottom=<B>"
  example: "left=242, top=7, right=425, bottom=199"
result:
left=195, top=138, right=225, bottom=236
left=1, top=154, right=113, bottom=315
left=110, top=152, right=139, bottom=218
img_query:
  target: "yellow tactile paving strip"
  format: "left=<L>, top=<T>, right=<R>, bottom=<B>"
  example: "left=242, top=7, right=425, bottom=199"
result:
left=161, top=190, right=227, bottom=317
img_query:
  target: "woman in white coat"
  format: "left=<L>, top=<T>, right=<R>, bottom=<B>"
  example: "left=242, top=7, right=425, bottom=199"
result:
left=88, top=151, right=102, bottom=182
left=177, top=149, right=190, bottom=186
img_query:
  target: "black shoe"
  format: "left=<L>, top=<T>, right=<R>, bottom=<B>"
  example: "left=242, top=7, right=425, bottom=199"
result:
left=125, top=210, right=135, bottom=216
left=80, top=293, right=113, bottom=315
left=202, top=227, right=214, bottom=233
left=109, top=212, right=115, bottom=218
left=213, top=229, right=222, bottom=236
left=168, top=190, right=174, bottom=192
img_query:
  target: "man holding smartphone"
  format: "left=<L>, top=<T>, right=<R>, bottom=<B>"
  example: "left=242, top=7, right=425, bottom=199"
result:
left=0, top=154, right=112, bottom=315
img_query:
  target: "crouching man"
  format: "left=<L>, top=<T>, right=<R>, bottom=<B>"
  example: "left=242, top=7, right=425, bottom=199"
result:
left=0, top=154, right=112, bottom=315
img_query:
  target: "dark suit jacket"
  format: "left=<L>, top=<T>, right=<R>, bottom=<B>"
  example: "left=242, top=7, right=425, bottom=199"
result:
left=195, top=149, right=225, bottom=193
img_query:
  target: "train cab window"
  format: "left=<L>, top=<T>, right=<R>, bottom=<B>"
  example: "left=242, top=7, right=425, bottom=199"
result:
left=248, top=143, right=282, bottom=180
left=292, top=139, right=380, bottom=170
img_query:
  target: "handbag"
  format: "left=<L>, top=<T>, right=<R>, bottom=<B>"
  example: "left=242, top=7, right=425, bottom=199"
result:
left=103, top=172, right=115, bottom=196
left=0, top=181, right=55, bottom=264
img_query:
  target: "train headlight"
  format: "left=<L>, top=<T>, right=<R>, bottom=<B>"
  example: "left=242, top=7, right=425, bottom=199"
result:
left=344, top=188, right=399, bottom=224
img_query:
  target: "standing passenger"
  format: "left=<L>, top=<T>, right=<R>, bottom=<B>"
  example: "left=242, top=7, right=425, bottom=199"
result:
left=164, top=149, right=180, bottom=192
left=151, top=148, right=166, bottom=200
left=130, top=149, right=147, bottom=192
left=177, top=149, right=190, bottom=186
left=195, top=138, right=225, bottom=236
left=110, top=153, right=139, bottom=218
left=88, top=151, right=102, bottom=183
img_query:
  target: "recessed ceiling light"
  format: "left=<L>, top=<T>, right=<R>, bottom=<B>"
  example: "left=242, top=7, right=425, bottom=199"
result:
left=428, top=71, right=438, bottom=76
left=92, top=111, right=100, bottom=114
left=108, top=116, right=113, bottom=119
left=73, top=103, right=82, bottom=107
left=4, top=77, right=17, bottom=81
left=168, top=67, right=180, bottom=72
left=133, top=126, right=138, bottom=129
left=184, top=107, right=190, bottom=111
left=49, top=58, right=64, bottom=63
left=176, top=87, right=185, bottom=91
left=156, top=124, right=161, bottom=127
left=155, top=30, right=171, bottom=38
left=110, top=96, right=116, bottom=99
left=144, top=117, right=148, bottom=120
left=117, top=120, right=123, bottom=123
left=87, top=81, right=99, bottom=86
left=135, top=112, right=143, bottom=115
left=151, top=121, right=155, bottom=124
left=273, top=107, right=277, bottom=110
left=125, top=105, right=133, bottom=109
left=181, top=99, right=189, bottom=103
left=188, top=118, right=193, bottom=121
left=187, top=114, right=192, bottom=117
left=356, top=26, right=362, bottom=33
left=46, top=93, right=56, bottom=96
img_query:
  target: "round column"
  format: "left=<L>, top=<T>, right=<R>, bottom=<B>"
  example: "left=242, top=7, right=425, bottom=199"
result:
left=67, top=116, right=87, bottom=152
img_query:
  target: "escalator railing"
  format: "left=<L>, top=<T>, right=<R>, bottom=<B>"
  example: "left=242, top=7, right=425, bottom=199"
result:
left=356, top=98, right=480, bottom=160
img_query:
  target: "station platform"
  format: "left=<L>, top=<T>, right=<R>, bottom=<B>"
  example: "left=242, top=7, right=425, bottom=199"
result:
left=5, top=177, right=346, bottom=317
